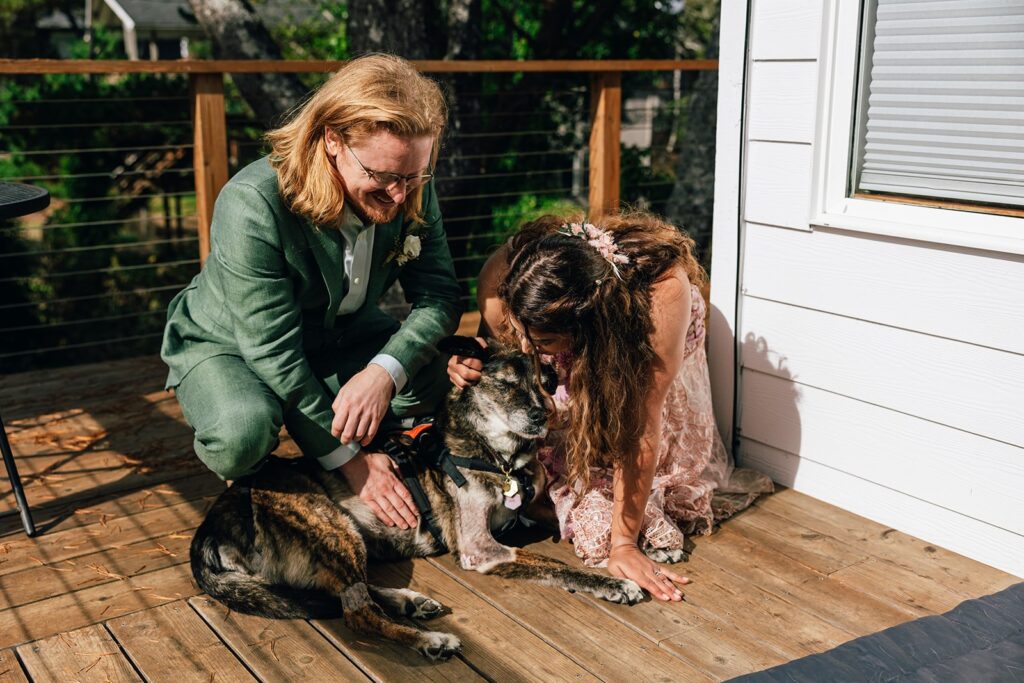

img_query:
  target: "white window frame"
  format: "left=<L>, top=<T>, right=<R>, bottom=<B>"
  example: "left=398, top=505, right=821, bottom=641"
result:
left=810, top=0, right=1024, bottom=256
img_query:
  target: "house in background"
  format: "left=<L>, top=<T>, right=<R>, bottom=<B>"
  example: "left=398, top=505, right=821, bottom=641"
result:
left=709, top=0, right=1023, bottom=577
left=87, top=0, right=203, bottom=60
left=86, top=0, right=331, bottom=60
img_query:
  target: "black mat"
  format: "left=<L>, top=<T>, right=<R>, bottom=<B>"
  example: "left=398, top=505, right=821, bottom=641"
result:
left=730, top=582, right=1024, bottom=683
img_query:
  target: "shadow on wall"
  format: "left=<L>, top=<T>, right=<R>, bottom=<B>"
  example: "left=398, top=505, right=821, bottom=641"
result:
left=733, top=328, right=803, bottom=487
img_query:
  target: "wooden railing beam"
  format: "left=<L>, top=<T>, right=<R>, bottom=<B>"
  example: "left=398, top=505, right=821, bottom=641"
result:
left=0, top=59, right=718, bottom=75
left=190, top=73, right=229, bottom=267
left=588, top=72, right=622, bottom=220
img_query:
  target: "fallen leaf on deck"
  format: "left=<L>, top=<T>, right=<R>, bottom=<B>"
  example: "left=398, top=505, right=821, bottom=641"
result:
left=88, top=564, right=127, bottom=580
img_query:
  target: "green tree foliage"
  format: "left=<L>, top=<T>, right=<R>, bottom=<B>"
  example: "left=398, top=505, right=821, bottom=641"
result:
left=471, top=0, right=721, bottom=285
left=261, top=1, right=348, bottom=64
left=1, top=0, right=718, bottom=371
left=1, top=25, right=198, bottom=370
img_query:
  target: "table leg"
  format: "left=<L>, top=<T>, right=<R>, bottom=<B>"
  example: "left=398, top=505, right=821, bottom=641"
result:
left=0, top=412, right=36, bottom=537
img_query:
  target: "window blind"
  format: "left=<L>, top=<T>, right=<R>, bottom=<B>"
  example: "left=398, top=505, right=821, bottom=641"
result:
left=853, top=0, right=1024, bottom=208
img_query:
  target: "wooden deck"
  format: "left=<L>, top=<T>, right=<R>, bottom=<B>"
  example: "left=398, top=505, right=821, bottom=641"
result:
left=1, top=355, right=1018, bottom=682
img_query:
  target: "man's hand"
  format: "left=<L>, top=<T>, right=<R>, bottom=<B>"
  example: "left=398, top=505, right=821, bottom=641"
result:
left=446, top=336, right=488, bottom=388
left=331, top=364, right=394, bottom=447
left=339, top=451, right=419, bottom=529
left=607, top=543, right=689, bottom=602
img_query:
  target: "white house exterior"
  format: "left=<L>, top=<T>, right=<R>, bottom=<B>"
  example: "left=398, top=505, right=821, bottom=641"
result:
left=709, top=0, right=1024, bottom=577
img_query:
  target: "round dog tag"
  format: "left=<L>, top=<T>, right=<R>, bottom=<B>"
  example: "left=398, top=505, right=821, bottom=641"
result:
left=502, top=476, right=519, bottom=498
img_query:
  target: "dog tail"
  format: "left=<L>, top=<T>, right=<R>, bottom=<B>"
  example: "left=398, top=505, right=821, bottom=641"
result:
left=189, top=510, right=340, bottom=620
left=195, top=572, right=340, bottom=620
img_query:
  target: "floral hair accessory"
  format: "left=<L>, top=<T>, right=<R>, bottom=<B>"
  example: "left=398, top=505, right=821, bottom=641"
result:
left=557, top=222, right=630, bottom=279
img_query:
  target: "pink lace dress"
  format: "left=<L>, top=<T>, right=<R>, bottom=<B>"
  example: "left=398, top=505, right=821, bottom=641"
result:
left=540, top=284, right=774, bottom=567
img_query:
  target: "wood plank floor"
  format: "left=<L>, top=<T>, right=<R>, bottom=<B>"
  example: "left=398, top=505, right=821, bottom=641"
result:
left=1, top=356, right=1019, bottom=682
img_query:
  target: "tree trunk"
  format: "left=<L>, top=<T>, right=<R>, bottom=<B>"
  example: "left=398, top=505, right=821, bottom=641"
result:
left=346, top=0, right=430, bottom=58
left=437, top=0, right=483, bottom=197
left=187, top=0, right=307, bottom=125
left=436, top=0, right=485, bottom=265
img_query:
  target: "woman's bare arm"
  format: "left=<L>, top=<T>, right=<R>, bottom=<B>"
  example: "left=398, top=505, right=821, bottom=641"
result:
left=447, top=245, right=510, bottom=387
left=607, top=268, right=692, bottom=600
left=475, top=244, right=510, bottom=337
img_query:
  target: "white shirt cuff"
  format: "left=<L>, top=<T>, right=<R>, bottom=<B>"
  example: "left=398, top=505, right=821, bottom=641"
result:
left=369, top=354, right=408, bottom=394
left=317, top=441, right=361, bottom=470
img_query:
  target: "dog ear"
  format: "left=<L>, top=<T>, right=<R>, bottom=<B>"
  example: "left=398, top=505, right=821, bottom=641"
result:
left=540, top=363, right=559, bottom=394
left=437, top=335, right=493, bottom=362
left=483, top=336, right=512, bottom=357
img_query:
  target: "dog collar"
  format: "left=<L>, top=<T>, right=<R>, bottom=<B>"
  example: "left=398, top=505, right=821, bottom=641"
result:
left=382, top=422, right=537, bottom=549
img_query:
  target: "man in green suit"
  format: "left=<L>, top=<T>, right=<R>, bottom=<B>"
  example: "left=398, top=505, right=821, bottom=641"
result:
left=161, top=55, right=461, bottom=529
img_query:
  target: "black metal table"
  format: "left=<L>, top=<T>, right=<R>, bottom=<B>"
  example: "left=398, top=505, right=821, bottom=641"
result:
left=1, top=181, right=50, bottom=536
left=0, top=183, right=50, bottom=220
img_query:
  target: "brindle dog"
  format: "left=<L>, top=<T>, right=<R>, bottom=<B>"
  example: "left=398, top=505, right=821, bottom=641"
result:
left=190, top=342, right=644, bottom=660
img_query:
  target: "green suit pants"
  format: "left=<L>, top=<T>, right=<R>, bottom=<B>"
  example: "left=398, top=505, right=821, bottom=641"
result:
left=173, top=342, right=450, bottom=480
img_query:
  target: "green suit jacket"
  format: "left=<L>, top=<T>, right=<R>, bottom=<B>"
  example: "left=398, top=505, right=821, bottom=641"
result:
left=161, top=157, right=462, bottom=458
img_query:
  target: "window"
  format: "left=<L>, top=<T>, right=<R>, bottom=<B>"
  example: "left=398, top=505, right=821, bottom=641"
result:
left=850, top=0, right=1024, bottom=213
left=812, top=1, right=1023, bottom=255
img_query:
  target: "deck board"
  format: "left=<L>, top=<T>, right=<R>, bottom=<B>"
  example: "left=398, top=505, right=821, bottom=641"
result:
left=429, top=553, right=713, bottom=682
left=0, top=563, right=199, bottom=649
left=0, top=497, right=207, bottom=576
left=371, top=560, right=601, bottom=682
left=190, top=596, right=373, bottom=682
left=0, top=650, right=28, bottom=683
left=16, top=624, right=141, bottom=682
left=313, top=616, right=485, bottom=682
left=1, top=355, right=1019, bottom=680
left=694, top=526, right=919, bottom=632
left=724, top=506, right=870, bottom=575
left=1, top=530, right=192, bottom=611
left=0, top=472, right=222, bottom=538
left=539, top=538, right=849, bottom=672
left=108, top=602, right=255, bottom=682
left=754, top=490, right=1021, bottom=597
left=827, top=557, right=967, bottom=616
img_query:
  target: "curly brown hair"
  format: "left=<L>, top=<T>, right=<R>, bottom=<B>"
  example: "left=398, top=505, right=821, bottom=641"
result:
left=498, top=210, right=706, bottom=488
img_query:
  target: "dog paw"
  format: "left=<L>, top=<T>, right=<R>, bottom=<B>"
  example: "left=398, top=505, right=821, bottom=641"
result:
left=644, top=546, right=688, bottom=564
left=417, top=631, right=462, bottom=660
left=408, top=595, right=445, bottom=620
left=596, top=578, right=645, bottom=605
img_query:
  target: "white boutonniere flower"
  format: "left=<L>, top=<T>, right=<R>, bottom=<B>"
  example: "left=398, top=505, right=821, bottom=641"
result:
left=386, top=228, right=424, bottom=266
left=398, top=234, right=421, bottom=265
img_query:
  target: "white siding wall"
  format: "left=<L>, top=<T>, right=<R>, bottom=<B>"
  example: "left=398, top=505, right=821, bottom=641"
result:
left=734, top=0, right=1024, bottom=577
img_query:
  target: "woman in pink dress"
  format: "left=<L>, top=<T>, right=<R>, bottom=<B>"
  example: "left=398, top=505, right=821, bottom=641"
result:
left=448, top=211, right=772, bottom=602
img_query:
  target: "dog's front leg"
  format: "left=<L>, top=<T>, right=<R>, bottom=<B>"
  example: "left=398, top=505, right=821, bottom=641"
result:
left=451, top=495, right=517, bottom=571
left=451, top=487, right=643, bottom=605
left=484, top=548, right=645, bottom=604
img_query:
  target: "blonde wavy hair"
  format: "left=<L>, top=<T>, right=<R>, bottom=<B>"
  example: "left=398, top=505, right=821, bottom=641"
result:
left=267, top=54, right=447, bottom=228
left=499, top=210, right=707, bottom=489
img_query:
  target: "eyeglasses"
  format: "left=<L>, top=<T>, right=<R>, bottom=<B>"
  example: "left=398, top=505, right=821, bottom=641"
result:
left=346, top=144, right=433, bottom=190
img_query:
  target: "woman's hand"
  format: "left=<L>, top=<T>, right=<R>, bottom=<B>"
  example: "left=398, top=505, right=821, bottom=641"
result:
left=607, top=543, right=689, bottom=602
left=446, top=337, right=488, bottom=388
left=331, top=364, right=394, bottom=447
left=339, top=451, right=419, bottom=529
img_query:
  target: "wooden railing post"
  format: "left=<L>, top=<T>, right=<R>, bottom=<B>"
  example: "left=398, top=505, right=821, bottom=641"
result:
left=588, top=71, right=622, bottom=220
left=190, top=73, right=229, bottom=267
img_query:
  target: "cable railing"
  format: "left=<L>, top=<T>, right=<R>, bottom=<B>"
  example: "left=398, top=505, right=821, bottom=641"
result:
left=0, top=59, right=717, bottom=372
